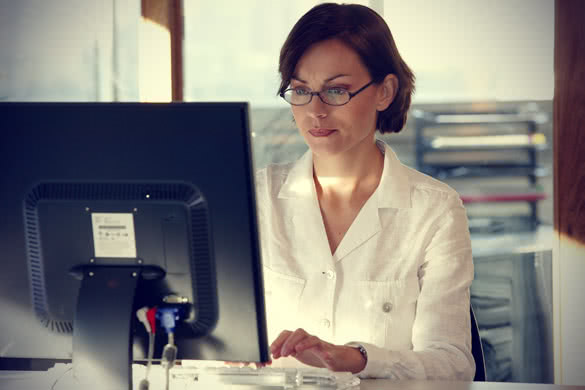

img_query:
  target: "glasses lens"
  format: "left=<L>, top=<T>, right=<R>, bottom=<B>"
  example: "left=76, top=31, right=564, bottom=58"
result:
left=321, top=88, right=350, bottom=106
left=283, top=88, right=311, bottom=105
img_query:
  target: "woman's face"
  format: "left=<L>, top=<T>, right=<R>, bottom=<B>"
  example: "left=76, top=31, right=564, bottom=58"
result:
left=290, top=39, right=386, bottom=158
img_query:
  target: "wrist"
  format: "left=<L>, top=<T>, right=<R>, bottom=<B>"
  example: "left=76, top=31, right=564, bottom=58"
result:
left=348, top=345, right=367, bottom=374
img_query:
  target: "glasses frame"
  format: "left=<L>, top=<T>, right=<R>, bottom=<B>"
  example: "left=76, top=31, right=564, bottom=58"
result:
left=280, top=80, right=376, bottom=106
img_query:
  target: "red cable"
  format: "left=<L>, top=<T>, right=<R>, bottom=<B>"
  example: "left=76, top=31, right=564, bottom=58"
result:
left=147, top=307, right=157, bottom=334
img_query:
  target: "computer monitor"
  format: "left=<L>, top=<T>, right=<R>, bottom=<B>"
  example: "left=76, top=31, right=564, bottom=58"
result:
left=0, top=103, right=269, bottom=388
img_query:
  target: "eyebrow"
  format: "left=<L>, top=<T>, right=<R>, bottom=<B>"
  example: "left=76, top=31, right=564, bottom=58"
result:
left=291, top=74, right=351, bottom=84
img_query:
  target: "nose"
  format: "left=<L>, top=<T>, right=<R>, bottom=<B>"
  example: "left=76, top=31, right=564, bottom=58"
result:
left=306, top=94, right=328, bottom=119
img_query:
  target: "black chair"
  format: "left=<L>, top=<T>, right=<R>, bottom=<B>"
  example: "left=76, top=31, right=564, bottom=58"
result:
left=470, top=305, right=487, bottom=381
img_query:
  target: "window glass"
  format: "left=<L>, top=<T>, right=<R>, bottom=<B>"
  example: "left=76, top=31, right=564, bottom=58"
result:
left=183, top=1, right=371, bottom=168
left=384, top=0, right=553, bottom=102
left=0, top=0, right=139, bottom=102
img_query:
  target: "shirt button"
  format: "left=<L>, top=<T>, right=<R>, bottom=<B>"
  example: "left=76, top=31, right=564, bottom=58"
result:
left=382, top=302, right=393, bottom=313
left=325, top=270, right=335, bottom=279
left=321, top=319, right=331, bottom=328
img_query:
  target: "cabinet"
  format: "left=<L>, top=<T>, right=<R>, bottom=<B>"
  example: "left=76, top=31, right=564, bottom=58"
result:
left=471, top=248, right=553, bottom=382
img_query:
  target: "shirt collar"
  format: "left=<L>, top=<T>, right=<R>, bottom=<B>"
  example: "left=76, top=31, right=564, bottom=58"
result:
left=277, top=139, right=412, bottom=209
left=376, top=139, right=412, bottom=209
left=277, top=148, right=315, bottom=199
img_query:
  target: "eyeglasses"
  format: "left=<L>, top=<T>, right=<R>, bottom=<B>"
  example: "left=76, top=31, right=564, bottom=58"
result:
left=280, top=80, right=375, bottom=106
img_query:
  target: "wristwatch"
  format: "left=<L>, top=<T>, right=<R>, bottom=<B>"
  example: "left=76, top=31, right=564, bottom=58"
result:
left=356, top=344, right=368, bottom=364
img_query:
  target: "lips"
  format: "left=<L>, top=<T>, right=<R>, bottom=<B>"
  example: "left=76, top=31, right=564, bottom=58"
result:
left=309, top=128, right=336, bottom=137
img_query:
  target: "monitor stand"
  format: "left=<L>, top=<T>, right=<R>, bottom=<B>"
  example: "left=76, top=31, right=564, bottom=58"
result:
left=69, top=265, right=163, bottom=390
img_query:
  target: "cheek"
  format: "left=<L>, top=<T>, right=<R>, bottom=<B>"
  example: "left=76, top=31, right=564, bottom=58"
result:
left=362, top=101, right=380, bottom=127
left=290, top=107, right=303, bottom=126
left=345, top=104, right=377, bottom=132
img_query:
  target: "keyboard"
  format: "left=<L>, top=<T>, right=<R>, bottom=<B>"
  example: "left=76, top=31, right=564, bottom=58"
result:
left=169, top=365, right=360, bottom=389
left=42, top=363, right=360, bottom=389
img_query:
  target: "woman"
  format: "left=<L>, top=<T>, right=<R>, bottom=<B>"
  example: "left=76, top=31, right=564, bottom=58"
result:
left=256, top=3, right=475, bottom=380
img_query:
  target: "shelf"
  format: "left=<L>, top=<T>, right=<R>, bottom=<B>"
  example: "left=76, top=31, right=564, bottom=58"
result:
left=422, top=165, right=548, bottom=179
left=423, top=133, right=547, bottom=151
left=460, top=189, right=546, bottom=204
left=468, top=216, right=539, bottom=235
left=413, top=110, right=548, bottom=125
left=472, top=304, right=511, bottom=328
left=471, top=225, right=553, bottom=257
left=480, top=326, right=513, bottom=345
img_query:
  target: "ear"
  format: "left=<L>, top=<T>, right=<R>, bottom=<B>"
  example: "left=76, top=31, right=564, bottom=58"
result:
left=376, top=74, right=399, bottom=111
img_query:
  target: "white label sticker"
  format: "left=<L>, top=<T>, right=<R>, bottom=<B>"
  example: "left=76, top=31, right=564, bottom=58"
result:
left=91, top=213, right=137, bottom=258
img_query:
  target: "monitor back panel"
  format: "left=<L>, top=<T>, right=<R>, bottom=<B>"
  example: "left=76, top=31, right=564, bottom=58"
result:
left=0, top=103, right=268, bottom=363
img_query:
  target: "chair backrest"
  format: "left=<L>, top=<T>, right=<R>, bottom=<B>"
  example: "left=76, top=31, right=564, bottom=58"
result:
left=470, top=305, right=487, bottom=381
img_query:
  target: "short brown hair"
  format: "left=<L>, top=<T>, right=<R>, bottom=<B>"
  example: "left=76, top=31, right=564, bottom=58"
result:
left=278, top=3, right=415, bottom=134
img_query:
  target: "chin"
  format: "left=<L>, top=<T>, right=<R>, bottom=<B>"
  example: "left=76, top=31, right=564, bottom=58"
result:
left=305, top=140, right=346, bottom=158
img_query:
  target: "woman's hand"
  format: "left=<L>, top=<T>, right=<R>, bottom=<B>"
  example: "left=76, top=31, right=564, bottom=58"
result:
left=270, top=328, right=366, bottom=374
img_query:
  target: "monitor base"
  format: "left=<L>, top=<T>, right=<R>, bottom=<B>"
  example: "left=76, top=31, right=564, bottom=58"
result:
left=72, top=265, right=143, bottom=390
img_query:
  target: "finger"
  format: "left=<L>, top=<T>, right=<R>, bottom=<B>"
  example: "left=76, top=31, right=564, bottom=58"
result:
left=224, top=361, right=250, bottom=367
left=224, top=360, right=272, bottom=368
left=270, top=330, right=293, bottom=359
left=252, top=361, right=272, bottom=368
left=293, top=335, right=322, bottom=354
left=280, top=328, right=310, bottom=357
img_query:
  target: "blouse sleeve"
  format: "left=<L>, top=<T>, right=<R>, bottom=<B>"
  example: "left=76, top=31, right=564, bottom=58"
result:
left=254, top=167, right=270, bottom=268
left=348, top=193, right=476, bottom=380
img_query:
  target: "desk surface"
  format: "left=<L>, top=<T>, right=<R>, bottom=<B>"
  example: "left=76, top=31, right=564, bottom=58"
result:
left=359, top=380, right=585, bottom=390
left=1, top=371, right=585, bottom=390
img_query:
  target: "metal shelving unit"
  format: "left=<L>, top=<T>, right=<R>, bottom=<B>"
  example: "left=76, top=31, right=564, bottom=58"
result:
left=413, top=109, right=549, bottom=233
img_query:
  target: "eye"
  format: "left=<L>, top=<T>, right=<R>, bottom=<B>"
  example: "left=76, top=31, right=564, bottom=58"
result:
left=326, top=87, right=347, bottom=96
left=293, top=87, right=311, bottom=96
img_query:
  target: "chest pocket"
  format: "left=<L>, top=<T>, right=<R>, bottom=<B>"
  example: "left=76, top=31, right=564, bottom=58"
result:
left=337, top=277, right=420, bottom=348
left=263, top=267, right=306, bottom=343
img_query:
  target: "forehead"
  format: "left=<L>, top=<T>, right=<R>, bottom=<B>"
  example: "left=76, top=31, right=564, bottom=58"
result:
left=293, top=39, right=369, bottom=81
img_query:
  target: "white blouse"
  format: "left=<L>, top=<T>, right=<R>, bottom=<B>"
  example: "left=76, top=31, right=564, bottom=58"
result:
left=255, top=140, right=475, bottom=380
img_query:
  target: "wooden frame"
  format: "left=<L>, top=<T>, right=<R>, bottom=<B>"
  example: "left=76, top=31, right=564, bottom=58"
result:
left=141, top=0, right=183, bottom=101
left=553, top=0, right=585, bottom=384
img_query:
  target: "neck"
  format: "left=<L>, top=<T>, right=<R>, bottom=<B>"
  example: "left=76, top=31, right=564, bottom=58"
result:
left=312, top=139, right=384, bottom=201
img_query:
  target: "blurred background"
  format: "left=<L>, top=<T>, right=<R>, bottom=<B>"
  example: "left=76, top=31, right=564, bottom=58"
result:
left=0, top=0, right=555, bottom=383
